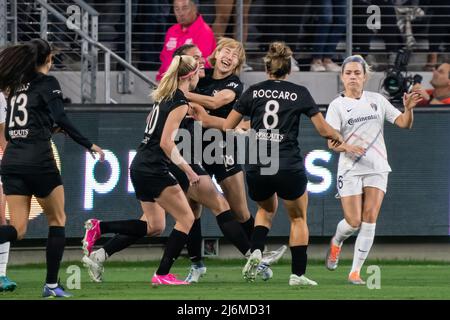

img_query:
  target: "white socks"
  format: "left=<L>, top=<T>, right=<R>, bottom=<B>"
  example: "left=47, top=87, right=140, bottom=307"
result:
left=332, top=219, right=359, bottom=247
left=0, top=242, right=10, bottom=276
left=351, top=222, right=376, bottom=273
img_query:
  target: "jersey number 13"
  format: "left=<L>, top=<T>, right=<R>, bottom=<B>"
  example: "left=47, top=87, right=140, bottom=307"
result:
left=9, top=93, right=28, bottom=127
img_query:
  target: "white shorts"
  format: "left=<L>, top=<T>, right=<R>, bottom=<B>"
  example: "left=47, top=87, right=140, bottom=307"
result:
left=337, top=172, right=389, bottom=197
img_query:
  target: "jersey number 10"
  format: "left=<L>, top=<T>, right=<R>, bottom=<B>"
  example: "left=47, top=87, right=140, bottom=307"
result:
left=144, top=105, right=160, bottom=135
left=9, top=93, right=28, bottom=127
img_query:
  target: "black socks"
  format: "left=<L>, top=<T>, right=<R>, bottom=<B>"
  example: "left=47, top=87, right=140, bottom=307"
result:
left=0, top=225, right=18, bottom=244
left=46, top=226, right=65, bottom=284
left=156, top=229, right=188, bottom=275
left=99, top=220, right=147, bottom=237
left=291, top=245, right=308, bottom=276
left=187, top=218, right=203, bottom=263
left=250, top=225, right=270, bottom=253
left=216, top=210, right=251, bottom=256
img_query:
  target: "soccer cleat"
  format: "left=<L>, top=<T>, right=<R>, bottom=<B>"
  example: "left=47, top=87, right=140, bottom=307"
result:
left=185, top=265, right=207, bottom=283
left=152, top=273, right=190, bottom=286
left=0, top=276, right=17, bottom=292
left=82, top=254, right=104, bottom=283
left=82, top=219, right=101, bottom=256
left=289, top=274, right=318, bottom=286
left=325, top=238, right=341, bottom=271
left=261, top=245, right=287, bottom=266
left=242, top=249, right=262, bottom=282
left=42, top=284, right=72, bottom=298
left=348, top=271, right=366, bottom=285
left=256, top=263, right=273, bottom=281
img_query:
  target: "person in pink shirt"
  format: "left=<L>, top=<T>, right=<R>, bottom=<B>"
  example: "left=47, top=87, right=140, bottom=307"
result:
left=156, top=0, right=216, bottom=81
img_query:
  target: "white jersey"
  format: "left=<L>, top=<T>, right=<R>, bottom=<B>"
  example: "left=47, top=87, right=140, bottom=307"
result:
left=0, top=92, right=6, bottom=124
left=326, top=91, right=401, bottom=176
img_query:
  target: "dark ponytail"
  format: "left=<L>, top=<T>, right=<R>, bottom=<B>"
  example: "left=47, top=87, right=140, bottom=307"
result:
left=0, top=38, right=52, bottom=93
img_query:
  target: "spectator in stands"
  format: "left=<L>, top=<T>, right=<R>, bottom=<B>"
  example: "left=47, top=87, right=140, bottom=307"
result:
left=422, top=0, right=450, bottom=70
left=310, top=0, right=346, bottom=72
left=414, top=63, right=450, bottom=105
left=156, top=0, right=216, bottom=81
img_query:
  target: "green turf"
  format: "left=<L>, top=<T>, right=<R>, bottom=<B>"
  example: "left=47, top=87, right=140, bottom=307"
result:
left=1, top=259, right=449, bottom=300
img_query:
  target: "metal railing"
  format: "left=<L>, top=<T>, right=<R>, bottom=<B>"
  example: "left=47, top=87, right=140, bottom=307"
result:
left=3, top=0, right=156, bottom=103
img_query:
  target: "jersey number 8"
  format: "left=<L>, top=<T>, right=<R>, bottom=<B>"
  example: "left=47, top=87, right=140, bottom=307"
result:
left=9, top=93, right=28, bottom=127
left=263, top=100, right=279, bottom=129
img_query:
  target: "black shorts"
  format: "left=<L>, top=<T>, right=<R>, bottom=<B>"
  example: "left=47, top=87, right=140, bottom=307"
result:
left=130, top=169, right=178, bottom=202
left=1, top=173, right=63, bottom=198
left=203, top=152, right=242, bottom=183
left=246, top=170, right=308, bottom=201
left=168, top=163, right=208, bottom=192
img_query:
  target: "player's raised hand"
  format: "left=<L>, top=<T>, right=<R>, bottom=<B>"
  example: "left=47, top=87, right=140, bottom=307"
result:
left=403, top=92, right=422, bottom=110
left=90, top=144, right=105, bottom=162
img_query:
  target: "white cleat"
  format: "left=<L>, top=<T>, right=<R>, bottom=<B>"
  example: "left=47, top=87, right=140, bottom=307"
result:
left=185, top=265, right=207, bottom=283
left=261, top=245, right=287, bottom=265
left=242, top=249, right=262, bottom=282
left=289, top=274, right=318, bottom=286
left=82, top=253, right=104, bottom=283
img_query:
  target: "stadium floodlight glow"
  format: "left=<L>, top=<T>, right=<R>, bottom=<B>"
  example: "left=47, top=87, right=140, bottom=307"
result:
left=305, top=150, right=333, bottom=194
left=128, top=150, right=137, bottom=193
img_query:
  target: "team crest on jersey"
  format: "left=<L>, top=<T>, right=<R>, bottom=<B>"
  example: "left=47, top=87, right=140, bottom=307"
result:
left=370, top=103, right=378, bottom=111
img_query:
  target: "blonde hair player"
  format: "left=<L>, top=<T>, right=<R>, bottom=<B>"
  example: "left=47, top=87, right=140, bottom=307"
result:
left=324, top=55, right=421, bottom=284
left=0, top=91, right=16, bottom=292
left=82, top=55, right=201, bottom=285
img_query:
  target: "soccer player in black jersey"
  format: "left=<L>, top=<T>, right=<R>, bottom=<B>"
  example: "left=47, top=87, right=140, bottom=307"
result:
left=223, top=42, right=343, bottom=285
left=184, top=37, right=256, bottom=246
left=83, top=54, right=202, bottom=285
left=0, top=38, right=105, bottom=297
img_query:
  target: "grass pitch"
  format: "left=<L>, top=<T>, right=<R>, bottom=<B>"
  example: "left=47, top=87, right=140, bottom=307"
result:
left=1, top=259, right=449, bottom=300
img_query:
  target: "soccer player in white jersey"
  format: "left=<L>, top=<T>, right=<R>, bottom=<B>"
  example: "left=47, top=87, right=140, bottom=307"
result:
left=325, top=55, right=422, bottom=284
left=0, top=91, right=17, bottom=292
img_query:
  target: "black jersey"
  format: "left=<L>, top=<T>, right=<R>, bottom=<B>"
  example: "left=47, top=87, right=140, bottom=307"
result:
left=234, top=79, right=320, bottom=171
left=196, top=68, right=243, bottom=119
left=1, top=73, right=92, bottom=174
left=131, top=89, right=189, bottom=175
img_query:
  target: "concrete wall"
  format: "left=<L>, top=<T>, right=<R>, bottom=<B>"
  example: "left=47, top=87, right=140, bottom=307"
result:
left=54, top=71, right=434, bottom=105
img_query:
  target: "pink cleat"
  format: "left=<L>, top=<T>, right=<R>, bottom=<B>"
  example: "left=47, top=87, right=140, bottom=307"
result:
left=151, top=273, right=190, bottom=286
left=82, top=219, right=101, bottom=256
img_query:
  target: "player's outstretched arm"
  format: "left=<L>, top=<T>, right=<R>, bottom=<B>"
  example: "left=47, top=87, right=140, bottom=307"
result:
left=48, top=98, right=104, bottom=161
left=310, top=112, right=343, bottom=145
left=161, top=105, right=199, bottom=186
left=186, top=90, right=236, bottom=110
left=190, top=103, right=224, bottom=130
left=223, top=110, right=243, bottom=131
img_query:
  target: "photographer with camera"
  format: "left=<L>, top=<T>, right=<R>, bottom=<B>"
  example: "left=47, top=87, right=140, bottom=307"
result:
left=413, top=63, right=450, bottom=105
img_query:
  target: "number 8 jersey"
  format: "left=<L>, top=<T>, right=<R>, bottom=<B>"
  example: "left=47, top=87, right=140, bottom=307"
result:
left=1, top=73, right=92, bottom=174
left=234, top=79, right=320, bottom=171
